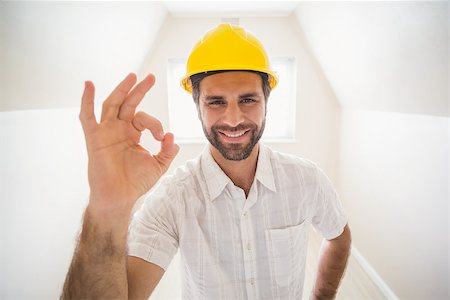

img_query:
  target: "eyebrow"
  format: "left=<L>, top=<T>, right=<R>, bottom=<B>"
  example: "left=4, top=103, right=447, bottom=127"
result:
left=203, top=93, right=262, bottom=101
left=239, top=93, right=261, bottom=100
left=204, top=95, right=224, bottom=101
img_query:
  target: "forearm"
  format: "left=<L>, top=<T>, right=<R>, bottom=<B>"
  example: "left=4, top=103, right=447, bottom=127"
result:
left=311, top=225, right=351, bottom=300
left=61, top=203, right=132, bottom=299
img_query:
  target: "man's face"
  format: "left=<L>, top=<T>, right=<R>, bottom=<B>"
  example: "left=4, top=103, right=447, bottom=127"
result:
left=197, top=71, right=266, bottom=161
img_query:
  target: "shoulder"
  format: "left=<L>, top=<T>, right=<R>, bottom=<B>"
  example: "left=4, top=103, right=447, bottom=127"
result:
left=135, top=156, right=203, bottom=215
left=155, top=156, right=202, bottom=195
left=263, top=145, right=321, bottom=184
left=266, top=146, right=318, bottom=170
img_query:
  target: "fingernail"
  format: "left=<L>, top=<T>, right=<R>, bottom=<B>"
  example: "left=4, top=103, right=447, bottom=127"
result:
left=159, top=131, right=165, bottom=140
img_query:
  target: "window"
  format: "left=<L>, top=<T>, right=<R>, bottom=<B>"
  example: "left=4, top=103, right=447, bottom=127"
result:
left=167, top=57, right=296, bottom=142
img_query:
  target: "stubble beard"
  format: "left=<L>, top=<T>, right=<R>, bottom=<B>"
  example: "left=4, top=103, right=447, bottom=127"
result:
left=202, top=119, right=266, bottom=161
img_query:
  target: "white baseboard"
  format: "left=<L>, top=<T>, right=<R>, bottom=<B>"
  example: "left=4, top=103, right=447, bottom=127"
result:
left=351, top=246, right=399, bottom=300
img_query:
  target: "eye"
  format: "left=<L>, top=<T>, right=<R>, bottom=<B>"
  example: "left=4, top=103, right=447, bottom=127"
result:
left=208, top=100, right=225, bottom=106
left=241, top=98, right=256, bottom=104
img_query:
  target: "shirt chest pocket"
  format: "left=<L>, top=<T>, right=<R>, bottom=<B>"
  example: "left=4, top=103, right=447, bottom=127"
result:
left=265, top=221, right=308, bottom=287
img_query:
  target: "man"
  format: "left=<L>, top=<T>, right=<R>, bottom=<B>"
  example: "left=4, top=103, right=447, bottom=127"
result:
left=62, top=23, right=351, bottom=299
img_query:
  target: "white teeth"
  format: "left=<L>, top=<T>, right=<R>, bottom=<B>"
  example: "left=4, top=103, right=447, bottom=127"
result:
left=224, top=131, right=245, bottom=138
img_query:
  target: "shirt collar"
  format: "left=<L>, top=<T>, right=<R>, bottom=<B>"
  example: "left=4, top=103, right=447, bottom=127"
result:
left=200, top=143, right=277, bottom=202
left=255, top=143, right=277, bottom=193
left=200, top=146, right=231, bottom=201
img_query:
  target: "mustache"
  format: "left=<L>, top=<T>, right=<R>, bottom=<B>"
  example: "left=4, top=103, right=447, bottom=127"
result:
left=211, top=123, right=256, bottom=132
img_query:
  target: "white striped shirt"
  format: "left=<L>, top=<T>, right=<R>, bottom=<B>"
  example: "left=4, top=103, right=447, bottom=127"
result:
left=128, top=143, right=347, bottom=299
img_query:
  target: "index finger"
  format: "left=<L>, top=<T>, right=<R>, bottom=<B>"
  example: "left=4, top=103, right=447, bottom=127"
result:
left=132, top=111, right=165, bottom=141
left=79, top=81, right=98, bottom=133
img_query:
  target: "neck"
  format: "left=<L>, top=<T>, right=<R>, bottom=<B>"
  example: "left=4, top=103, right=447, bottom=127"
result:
left=210, top=144, right=260, bottom=197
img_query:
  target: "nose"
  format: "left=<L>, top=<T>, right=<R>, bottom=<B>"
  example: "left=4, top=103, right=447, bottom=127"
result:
left=223, top=102, right=245, bottom=127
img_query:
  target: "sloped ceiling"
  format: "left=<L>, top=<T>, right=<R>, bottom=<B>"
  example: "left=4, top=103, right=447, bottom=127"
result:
left=294, top=1, right=448, bottom=117
left=1, top=1, right=448, bottom=117
left=163, top=1, right=298, bottom=17
left=0, top=2, right=168, bottom=111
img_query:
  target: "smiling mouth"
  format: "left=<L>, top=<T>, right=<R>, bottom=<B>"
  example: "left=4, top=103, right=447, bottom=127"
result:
left=219, top=130, right=249, bottom=138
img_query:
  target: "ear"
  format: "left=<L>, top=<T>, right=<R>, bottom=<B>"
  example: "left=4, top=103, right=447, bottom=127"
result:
left=196, top=103, right=203, bottom=121
left=264, top=100, right=268, bottom=117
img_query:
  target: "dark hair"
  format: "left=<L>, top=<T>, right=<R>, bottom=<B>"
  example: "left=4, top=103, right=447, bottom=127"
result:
left=191, top=71, right=272, bottom=105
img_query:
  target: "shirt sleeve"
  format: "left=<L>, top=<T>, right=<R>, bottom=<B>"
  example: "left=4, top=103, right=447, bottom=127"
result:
left=127, top=176, right=180, bottom=271
left=311, top=166, right=347, bottom=240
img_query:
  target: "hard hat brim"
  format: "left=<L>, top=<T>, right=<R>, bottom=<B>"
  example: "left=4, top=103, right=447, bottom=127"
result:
left=181, top=69, right=278, bottom=94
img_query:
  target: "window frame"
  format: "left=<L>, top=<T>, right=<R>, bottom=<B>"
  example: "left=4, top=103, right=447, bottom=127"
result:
left=166, top=57, right=297, bottom=144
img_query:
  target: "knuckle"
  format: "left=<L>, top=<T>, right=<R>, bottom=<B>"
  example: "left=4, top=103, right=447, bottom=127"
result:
left=102, top=99, right=119, bottom=109
left=135, top=111, right=145, bottom=118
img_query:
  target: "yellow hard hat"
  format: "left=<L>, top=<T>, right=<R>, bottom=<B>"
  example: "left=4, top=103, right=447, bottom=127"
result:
left=181, top=23, right=278, bottom=93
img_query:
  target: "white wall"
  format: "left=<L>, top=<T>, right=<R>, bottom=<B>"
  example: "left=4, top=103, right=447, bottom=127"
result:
left=294, top=2, right=449, bottom=297
left=0, top=108, right=89, bottom=299
left=0, top=1, right=4, bottom=104
left=338, top=109, right=448, bottom=299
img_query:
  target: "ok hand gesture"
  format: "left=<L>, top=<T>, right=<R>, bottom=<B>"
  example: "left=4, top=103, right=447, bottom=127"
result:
left=79, top=73, right=179, bottom=216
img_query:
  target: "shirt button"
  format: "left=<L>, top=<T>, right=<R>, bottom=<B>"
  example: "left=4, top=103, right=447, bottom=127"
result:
left=247, top=243, right=251, bottom=250
left=243, top=211, right=248, bottom=217
left=250, top=278, right=255, bottom=285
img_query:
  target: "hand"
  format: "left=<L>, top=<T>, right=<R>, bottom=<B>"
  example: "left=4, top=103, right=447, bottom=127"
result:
left=79, top=73, right=179, bottom=216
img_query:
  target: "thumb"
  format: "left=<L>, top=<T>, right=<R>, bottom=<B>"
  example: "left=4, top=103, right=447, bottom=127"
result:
left=155, top=132, right=179, bottom=170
